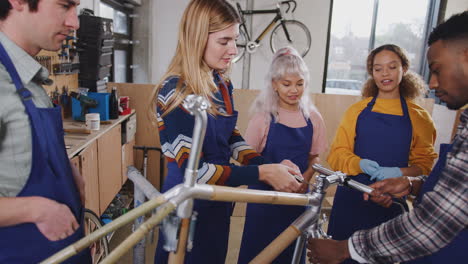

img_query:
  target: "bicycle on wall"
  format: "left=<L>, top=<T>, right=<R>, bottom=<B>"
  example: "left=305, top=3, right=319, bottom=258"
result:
left=234, top=0, right=312, bottom=62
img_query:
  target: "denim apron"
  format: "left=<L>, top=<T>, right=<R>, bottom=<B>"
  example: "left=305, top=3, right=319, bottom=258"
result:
left=328, top=96, right=411, bottom=263
left=155, top=76, right=237, bottom=264
left=238, top=115, right=312, bottom=264
left=0, top=43, right=90, bottom=263
left=407, top=143, right=468, bottom=264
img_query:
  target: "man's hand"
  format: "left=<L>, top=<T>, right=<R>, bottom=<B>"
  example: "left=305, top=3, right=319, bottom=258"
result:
left=34, top=197, right=79, bottom=241
left=70, top=160, right=85, bottom=205
left=364, top=177, right=411, bottom=208
left=307, top=238, right=350, bottom=264
left=259, top=164, right=301, bottom=192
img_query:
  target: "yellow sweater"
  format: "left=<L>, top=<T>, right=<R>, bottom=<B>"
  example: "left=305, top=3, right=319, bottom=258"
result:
left=327, top=97, right=437, bottom=176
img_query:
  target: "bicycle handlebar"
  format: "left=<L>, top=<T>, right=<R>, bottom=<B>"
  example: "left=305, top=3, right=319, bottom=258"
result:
left=312, top=164, right=375, bottom=195
left=280, top=0, right=297, bottom=13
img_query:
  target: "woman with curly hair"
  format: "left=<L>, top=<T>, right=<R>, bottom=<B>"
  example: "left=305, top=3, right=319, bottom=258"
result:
left=326, top=44, right=437, bottom=263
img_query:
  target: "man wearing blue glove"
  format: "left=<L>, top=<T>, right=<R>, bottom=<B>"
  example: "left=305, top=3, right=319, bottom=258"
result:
left=308, top=11, right=468, bottom=264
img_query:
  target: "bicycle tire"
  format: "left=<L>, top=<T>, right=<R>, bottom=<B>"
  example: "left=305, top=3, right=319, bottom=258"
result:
left=233, top=26, right=248, bottom=63
left=84, top=209, right=109, bottom=264
left=270, top=20, right=311, bottom=57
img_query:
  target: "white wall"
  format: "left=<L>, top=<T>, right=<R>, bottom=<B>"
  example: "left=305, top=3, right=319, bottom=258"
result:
left=149, top=0, right=190, bottom=83
left=231, top=0, right=331, bottom=93
left=148, top=0, right=331, bottom=93
left=445, top=0, right=468, bottom=19
left=78, top=0, right=99, bottom=14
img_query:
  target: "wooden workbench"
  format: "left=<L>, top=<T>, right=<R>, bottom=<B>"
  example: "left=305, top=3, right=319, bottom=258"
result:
left=63, top=110, right=135, bottom=158
left=64, top=111, right=136, bottom=215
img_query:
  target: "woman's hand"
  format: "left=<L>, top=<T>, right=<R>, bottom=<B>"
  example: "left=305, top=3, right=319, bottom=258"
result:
left=280, top=159, right=301, bottom=176
left=258, top=164, right=301, bottom=192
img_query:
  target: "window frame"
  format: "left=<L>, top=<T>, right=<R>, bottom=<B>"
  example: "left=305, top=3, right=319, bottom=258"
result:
left=322, top=0, right=442, bottom=96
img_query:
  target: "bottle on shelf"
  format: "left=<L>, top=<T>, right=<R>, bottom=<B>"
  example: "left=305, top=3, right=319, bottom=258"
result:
left=109, top=87, right=119, bottom=119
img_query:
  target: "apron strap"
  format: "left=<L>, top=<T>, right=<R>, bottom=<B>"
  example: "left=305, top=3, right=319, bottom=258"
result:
left=366, top=95, right=410, bottom=117
left=0, top=42, right=48, bottom=158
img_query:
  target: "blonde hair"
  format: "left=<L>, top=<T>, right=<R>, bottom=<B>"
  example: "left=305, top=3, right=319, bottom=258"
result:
left=361, top=44, right=426, bottom=100
left=251, top=46, right=315, bottom=123
left=150, top=0, right=240, bottom=117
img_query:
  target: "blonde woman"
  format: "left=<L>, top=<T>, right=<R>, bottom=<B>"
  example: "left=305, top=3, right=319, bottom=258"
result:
left=151, top=1, right=301, bottom=263
left=238, top=47, right=327, bottom=263
left=326, top=44, right=437, bottom=264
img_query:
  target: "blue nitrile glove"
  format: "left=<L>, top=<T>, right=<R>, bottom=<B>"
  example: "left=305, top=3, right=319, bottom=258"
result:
left=370, top=167, right=403, bottom=181
left=359, top=159, right=380, bottom=175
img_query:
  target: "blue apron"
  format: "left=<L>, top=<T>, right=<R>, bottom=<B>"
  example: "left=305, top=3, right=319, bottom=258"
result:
left=328, top=96, right=411, bottom=263
left=238, top=115, right=312, bottom=264
left=155, top=76, right=237, bottom=264
left=407, top=143, right=468, bottom=264
left=0, top=43, right=91, bottom=263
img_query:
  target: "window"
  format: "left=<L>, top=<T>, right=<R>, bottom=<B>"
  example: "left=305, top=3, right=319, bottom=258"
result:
left=324, top=0, right=439, bottom=95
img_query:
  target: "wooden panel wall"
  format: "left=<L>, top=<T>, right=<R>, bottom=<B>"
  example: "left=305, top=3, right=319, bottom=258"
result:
left=36, top=50, right=79, bottom=95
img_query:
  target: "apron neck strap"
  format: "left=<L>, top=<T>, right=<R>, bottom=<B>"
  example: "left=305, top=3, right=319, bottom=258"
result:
left=367, top=94, right=410, bottom=117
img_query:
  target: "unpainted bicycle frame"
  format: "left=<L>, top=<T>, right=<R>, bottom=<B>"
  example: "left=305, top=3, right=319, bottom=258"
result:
left=41, top=95, right=374, bottom=264
left=236, top=0, right=297, bottom=47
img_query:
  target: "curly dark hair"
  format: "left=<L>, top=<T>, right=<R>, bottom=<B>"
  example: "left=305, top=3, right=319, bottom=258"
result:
left=0, top=0, right=40, bottom=20
left=428, top=11, right=468, bottom=45
left=361, top=44, right=426, bottom=100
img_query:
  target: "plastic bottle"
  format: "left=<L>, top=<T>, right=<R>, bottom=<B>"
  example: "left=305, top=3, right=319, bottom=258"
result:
left=109, top=87, right=119, bottom=119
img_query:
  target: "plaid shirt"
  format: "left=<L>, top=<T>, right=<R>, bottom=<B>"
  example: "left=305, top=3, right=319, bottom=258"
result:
left=350, top=109, right=468, bottom=263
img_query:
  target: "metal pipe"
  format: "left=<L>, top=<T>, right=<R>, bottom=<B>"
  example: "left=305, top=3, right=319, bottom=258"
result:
left=343, top=178, right=374, bottom=194
left=291, top=233, right=307, bottom=264
left=312, top=164, right=335, bottom=175
left=127, top=166, right=162, bottom=264
left=177, top=95, right=209, bottom=218
left=182, top=95, right=209, bottom=187
left=128, top=166, right=161, bottom=200
left=312, top=164, right=375, bottom=194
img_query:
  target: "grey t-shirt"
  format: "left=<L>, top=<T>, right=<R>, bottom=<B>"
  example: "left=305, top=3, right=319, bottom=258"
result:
left=0, top=32, right=54, bottom=197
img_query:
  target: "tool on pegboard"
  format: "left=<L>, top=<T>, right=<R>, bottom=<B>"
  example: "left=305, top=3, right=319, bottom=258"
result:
left=34, top=56, right=53, bottom=73
left=53, top=31, right=80, bottom=75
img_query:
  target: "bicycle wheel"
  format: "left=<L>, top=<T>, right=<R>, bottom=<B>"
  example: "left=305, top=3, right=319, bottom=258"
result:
left=270, top=20, right=311, bottom=57
left=233, top=26, right=248, bottom=63
left=84, top=209, right=109, bottom=264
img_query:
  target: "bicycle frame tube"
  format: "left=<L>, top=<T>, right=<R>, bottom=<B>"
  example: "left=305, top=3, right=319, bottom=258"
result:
left=170, top=95, right=209, bottom=263
left=255, top=14, right=282, bottom=43
left=43, top=170, right=376, bottom=263
left=238, top=6, right=283, bottom=44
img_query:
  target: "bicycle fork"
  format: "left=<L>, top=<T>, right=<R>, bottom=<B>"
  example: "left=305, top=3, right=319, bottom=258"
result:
left=279, top=19, right=293, bottom=42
